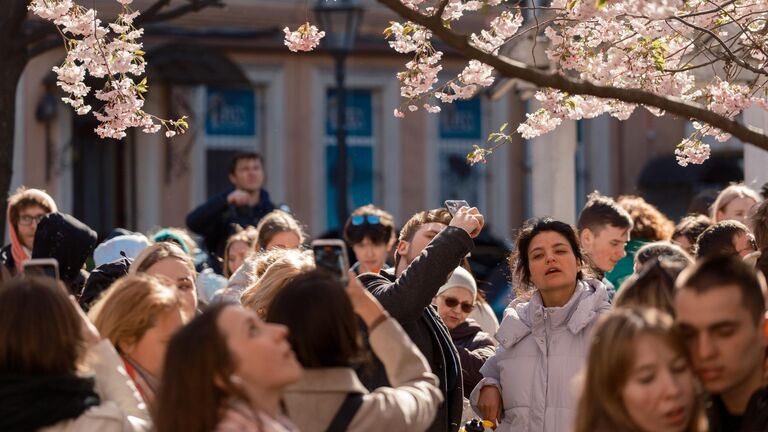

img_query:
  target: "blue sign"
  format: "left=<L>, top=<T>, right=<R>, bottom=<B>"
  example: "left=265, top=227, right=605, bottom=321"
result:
left=440, top=98, right=482, bottom=139
left=326, top=89, right=373, bottom=138
left=206, top=88, right=256, bottom=136
left=326, top=145, right=374, bottom=230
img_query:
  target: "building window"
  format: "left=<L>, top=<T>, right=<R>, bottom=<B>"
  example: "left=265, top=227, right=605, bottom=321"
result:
left=438, top=97, right=486, bottom=209
left=204, top=86, right=264, bottom=196
left=325, top=88, right=376, bottom=230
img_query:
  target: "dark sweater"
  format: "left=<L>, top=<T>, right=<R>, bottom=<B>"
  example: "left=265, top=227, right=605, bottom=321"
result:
left=186, top=188, right=274, bottom=269
left=357, top=226, right=473, bottom=432
left=708, top=386, right=768, bottom=432
left=449, top=318, right=496, bottom=397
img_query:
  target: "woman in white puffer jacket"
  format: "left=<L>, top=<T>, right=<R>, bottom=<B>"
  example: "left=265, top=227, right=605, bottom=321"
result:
left=471, top=218, right=611, bottom=432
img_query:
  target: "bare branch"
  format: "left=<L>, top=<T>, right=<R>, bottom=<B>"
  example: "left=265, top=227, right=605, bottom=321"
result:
left=136, top=0, right=225, bottom=25
left=377, top=0, right=768, bottom=151
left=135, top=0, right=173, bottom=24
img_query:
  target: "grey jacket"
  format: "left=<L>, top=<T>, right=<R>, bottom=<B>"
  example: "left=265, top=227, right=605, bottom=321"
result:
left=470, top=279, right=611, bottom=432
left=358, top=226, right=473, bottom=432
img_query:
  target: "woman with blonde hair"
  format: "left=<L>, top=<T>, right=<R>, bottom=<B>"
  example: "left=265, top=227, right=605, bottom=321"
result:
left=712, top=184, right=761, bottom=226
left=89, top=274, right=186, bottom=405
left=130, top=242, right=198, bottom=317
left=574, top=307, right=706, bottom=432
left=222, top=227, right=258, bottom=278
left=240, top=249, right=314, bottom=318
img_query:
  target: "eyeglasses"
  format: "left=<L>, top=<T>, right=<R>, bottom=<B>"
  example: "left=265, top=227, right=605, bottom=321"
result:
left=351, top=214, right=381, bottom=226
left=441, top=296, right=475, bottom=313
left=18, top=214, right=46, bottom=226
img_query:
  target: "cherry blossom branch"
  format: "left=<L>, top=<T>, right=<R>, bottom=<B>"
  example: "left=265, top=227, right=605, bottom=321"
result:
left=377, top=0, right=768, bottom=152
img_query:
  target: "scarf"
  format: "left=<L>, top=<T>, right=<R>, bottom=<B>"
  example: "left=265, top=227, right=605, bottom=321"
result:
left=0, top=373, right=100, bottom=431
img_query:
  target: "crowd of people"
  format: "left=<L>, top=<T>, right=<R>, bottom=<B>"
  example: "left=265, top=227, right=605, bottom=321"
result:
left=1, top=151, right=768, bottom=432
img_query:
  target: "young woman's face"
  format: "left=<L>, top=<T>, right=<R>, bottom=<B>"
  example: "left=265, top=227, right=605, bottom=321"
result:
left=226, top=241, right=251, bottom=275
left=717, top=197, right=757, bottom=225
left=352, top=237, right=389, bottom=273
left=121, top=307, right=184, bottom=378
left=265, top=231, right=301, bottom=250
left=527, top=231, right=578, bottom=291
left=622, top=333, right=696, bottom=432
left=217, top=305, right=302, bottom=390
left=146, top=258, right=197, bottom=317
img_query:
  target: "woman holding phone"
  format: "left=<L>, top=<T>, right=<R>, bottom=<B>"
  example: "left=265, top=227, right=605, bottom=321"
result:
left=269, top=270, right=442, bottom=432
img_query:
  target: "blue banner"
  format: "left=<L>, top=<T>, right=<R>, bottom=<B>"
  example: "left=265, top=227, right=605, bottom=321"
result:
left=439, top=98, right=482, bottom=139
left=206, top=88, right=256, bottom=136
left=326, top=89, right=373, bottom=138
left=326, top=145, right=374, bottom=230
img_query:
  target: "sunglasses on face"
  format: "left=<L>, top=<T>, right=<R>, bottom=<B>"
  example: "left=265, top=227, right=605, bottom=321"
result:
left=18, top=214, right=46, bottom=226
left=351, top=214, right=381, bottom=226
left=441, top=296, right=475, bottom=313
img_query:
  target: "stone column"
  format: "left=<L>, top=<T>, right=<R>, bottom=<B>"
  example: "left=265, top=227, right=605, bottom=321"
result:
left=743, top=106, right=768, bottom=192
left=530, top=115, right=577, bottom=224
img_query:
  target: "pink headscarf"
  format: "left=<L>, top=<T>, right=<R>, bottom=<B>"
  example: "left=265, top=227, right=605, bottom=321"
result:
left=7, top=188, right=57, bottom=274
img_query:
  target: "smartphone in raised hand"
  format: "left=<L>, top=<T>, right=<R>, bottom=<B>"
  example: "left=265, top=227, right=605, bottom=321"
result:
left=23, top=258, right=60, bottom=280
left=311, top=239, right=350, bottom=286
left=444, top=200, right=470, bottom=217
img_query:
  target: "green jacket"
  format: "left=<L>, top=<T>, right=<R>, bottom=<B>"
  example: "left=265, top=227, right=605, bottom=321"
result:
left=606, top=239, right=647, bottom=288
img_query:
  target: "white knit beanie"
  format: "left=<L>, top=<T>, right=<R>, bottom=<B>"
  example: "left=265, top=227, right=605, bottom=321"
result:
left=437, top=266, right=477, bottom=300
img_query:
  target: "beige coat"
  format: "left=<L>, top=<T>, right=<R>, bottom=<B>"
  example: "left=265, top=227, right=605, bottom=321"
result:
left=40, top=339, right=150, bottom=432
left=283, top=317, right=443, bottom=432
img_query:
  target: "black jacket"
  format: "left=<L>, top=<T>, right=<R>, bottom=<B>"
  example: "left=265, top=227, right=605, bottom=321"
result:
left=0, top=244, right=15, bottom=276
left=357, top=226, right=472, bottom=432
left=78, top=257, right=132, bottom=311
left=186, top=188, right=274, bottom=269
left=449, top=319, right=496, bottom=397
left=708, top=386, right=768, bottom=432
left=32, top=212, right=97, bottom=295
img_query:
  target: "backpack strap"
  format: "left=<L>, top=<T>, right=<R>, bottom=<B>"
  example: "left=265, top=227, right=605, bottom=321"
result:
left=325, top=393, right=364, bottom=432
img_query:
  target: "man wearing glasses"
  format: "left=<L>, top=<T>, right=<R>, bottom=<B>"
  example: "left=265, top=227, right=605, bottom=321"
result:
left=342, top=204, right=396, bottom=275
left=1, top=187, right=57, bottom=276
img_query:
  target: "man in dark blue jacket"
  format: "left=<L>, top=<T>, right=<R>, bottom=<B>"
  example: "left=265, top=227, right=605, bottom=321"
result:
left=186, top=152, right=274, bottom=272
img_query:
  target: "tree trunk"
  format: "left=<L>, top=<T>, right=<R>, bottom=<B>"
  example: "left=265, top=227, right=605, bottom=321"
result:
left=0, top=1, right=30, bottom=244
left=0, top=55, right=26, bottom=244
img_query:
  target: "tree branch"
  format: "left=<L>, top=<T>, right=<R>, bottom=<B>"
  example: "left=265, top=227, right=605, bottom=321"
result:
left=136, top=0, right=225, bottom=25
left=135, top=0, right=173, bottom=24
left=378, top=0, right=768, bottom=151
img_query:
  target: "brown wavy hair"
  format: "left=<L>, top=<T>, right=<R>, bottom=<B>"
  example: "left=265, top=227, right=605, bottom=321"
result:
left=617, top=195, right=674, bottom=241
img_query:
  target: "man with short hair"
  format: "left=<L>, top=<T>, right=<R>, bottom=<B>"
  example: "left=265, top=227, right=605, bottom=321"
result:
left=576, top=192, right=633, bottom=291
left=0, top=187, right=57, bottom=275
left=357, top=206, right=484, bottom=432
left=696, top=220, right=756, bottom=259
left=186, top=152, right=274, bottom=272
left=675, top=255, right=768, bottom=432
left=343, top=204, right=396, bottom=275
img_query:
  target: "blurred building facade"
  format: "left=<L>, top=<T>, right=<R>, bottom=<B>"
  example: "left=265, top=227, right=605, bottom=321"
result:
left=11, top=0, right=768, bottom=240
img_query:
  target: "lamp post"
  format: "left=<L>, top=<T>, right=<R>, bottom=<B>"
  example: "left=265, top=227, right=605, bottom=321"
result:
left=314, top=0, right=363, bottom=229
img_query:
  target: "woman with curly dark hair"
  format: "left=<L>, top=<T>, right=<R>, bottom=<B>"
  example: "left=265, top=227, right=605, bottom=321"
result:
left=607, top=195, right=675, bottom=287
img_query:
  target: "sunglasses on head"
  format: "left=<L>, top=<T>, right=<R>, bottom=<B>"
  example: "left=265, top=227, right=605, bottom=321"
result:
left=441, top=296, right=475, bottom=313
left=351, top=214, right=381, bottom=226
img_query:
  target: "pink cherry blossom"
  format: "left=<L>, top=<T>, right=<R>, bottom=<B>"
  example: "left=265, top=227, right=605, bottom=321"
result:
left=283, top=22, right=325, bottom=52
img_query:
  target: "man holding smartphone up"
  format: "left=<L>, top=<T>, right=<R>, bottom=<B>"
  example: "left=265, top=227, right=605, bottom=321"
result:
left=357, top=204, right=484, bottom=432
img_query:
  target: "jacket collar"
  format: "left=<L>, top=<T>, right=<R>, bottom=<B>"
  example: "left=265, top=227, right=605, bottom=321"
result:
left=284, top=367, right=368, bottom=395
left=495, top=279, right=609, bottom=349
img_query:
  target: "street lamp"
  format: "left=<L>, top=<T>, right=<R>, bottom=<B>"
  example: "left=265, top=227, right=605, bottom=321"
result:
left=314, top=0, right=363, bottom=229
